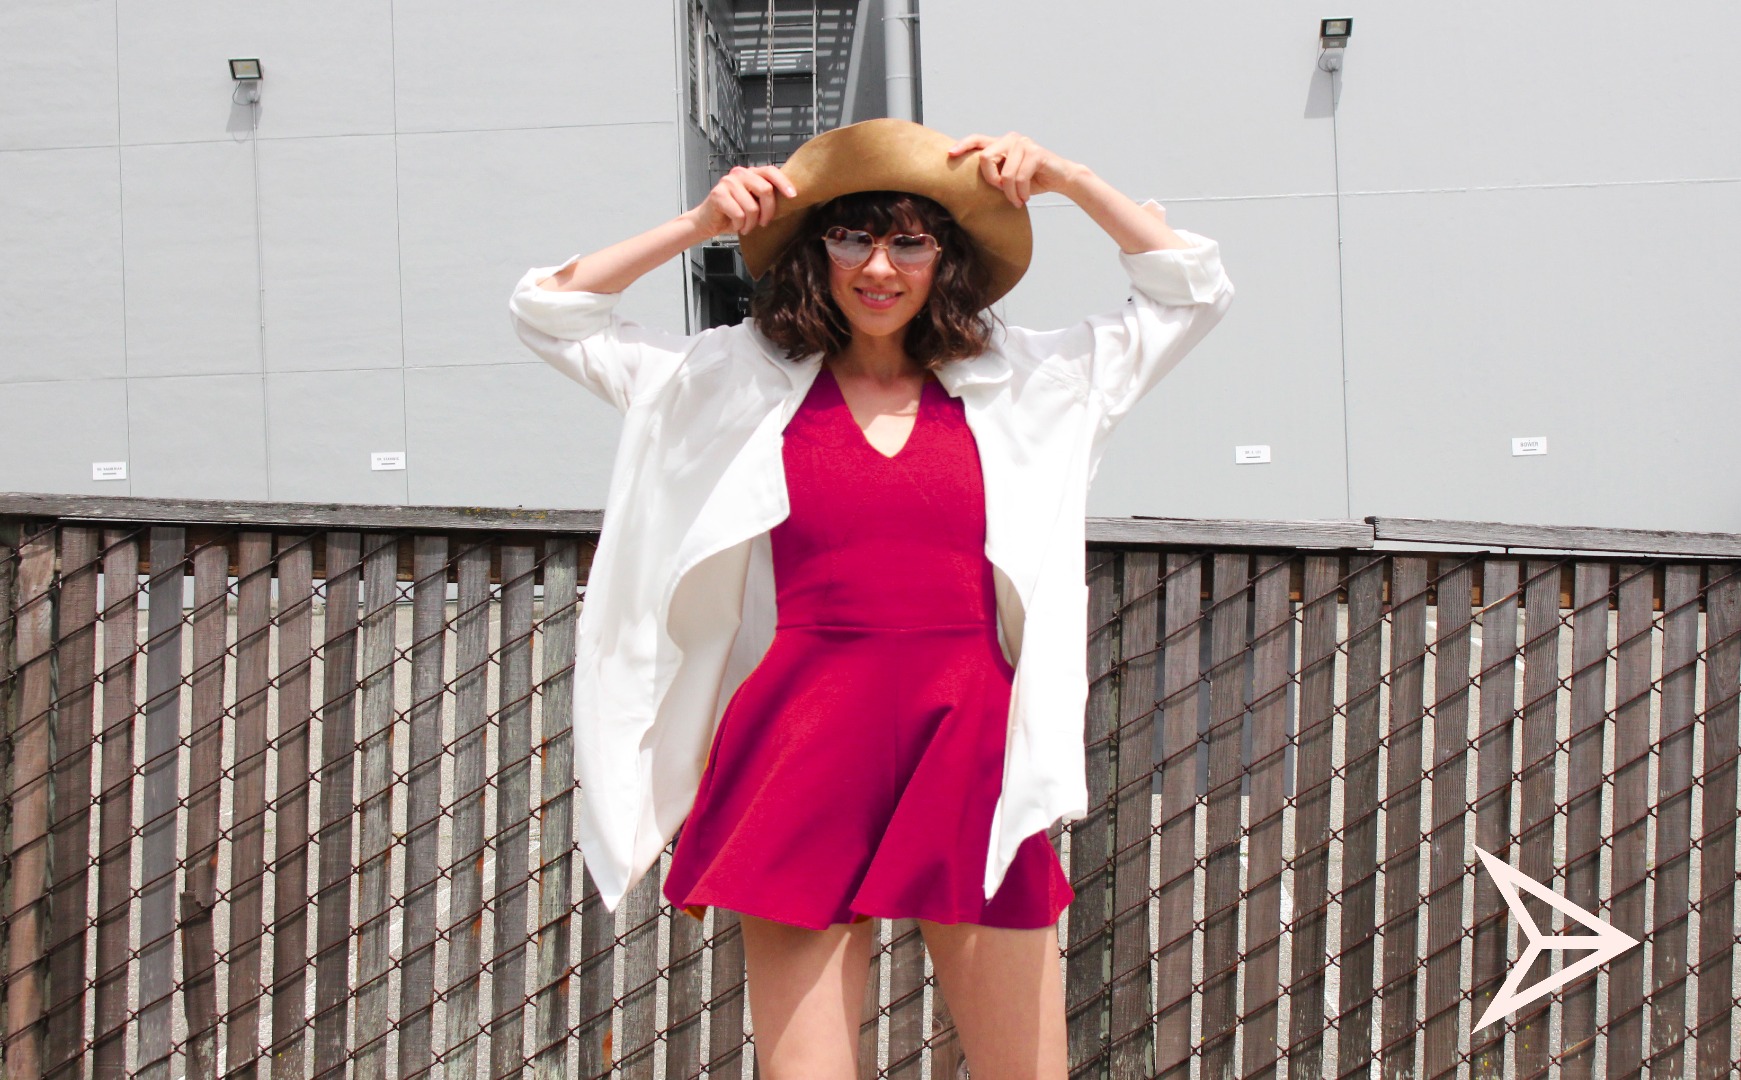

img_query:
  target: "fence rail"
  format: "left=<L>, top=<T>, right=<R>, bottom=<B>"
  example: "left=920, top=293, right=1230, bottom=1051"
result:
left=2, top=493, right=1739, bottom=1079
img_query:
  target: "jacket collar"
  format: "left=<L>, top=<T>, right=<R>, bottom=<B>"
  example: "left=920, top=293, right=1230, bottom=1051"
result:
left=744, top=322, right=1013, bottom=397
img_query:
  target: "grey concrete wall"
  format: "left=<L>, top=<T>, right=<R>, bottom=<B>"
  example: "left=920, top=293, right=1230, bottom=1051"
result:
left=919, top=1, right=1741, bottom=532
left=7, top=2, right=1737, bottom=533
left=1, top=1, right=688, bottom=511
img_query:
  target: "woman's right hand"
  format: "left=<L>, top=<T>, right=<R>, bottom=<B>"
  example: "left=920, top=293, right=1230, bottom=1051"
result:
left=688, top=165, right=797, bottom=239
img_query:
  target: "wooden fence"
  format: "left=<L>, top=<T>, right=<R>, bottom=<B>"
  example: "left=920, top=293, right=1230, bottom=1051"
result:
left=2, top=493, right=1741, bottom=1079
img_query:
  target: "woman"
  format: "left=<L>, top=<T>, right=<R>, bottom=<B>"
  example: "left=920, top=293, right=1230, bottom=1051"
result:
left=509, top=119, right=1232, bottom=1079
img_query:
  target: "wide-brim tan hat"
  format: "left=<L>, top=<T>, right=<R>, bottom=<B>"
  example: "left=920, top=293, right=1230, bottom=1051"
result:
left=737, top=118, right=1033, bottom=305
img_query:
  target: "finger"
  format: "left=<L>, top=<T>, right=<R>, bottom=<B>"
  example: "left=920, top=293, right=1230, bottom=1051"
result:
left=1001, top=144, right=1029, bottom=206
left=1014, top=141, right=1042, bottom=202
left=974, top=153, right=1002, bottom=189
left=714, top=195, right=744, bottom=235
left=948, top=133, right=992, bottom=157
left=756, top=164, right=798, bottom=198
left=739, top=170, right=779, bottom=225
left=981, top=132, right=1016, bottom=159
left=724, top=183, right=759, bottom=233
left=715, top=190, right=746, bottom=234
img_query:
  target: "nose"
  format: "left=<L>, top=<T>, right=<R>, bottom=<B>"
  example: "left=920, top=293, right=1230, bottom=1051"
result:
left=860, top=244, right=898, bottom=277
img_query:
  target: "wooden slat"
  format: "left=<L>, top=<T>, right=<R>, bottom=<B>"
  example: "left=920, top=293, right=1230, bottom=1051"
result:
left=0, top=533, right=15, bottom=1073
left=0, top=491, right=603, bottom=535
left=1090, top=515, right=1373, bottom=550
left=1424, top=557, right=1477, bottom=1075
left=1695, top=563, right=1740, bottom=1077
left=400, top=535, right=449, bottom=1078
left=1201, top=552, right=1248, bottom=1079
left=574, top=883, right=614, bottom=1078
left=1648, top=565, right=1700, bottom=1075
left=1154, top=553, right=1203, bottom=1079
left=667, top=889, right=706, bottom=1080
left=182, top=543, right=230, bottom=1078
left=271, top=535, right=317, bottom=1079
left=491, top=543, right=538, bottom=1079
left=4, top=528, right=54, bottom=1080
left=1337, top=554, right=1384, bottom=1078
left=313, top=532, right=362, bottom=1080
left=617, top=875, right=660, bottom=1079
left=1241, top=553, right=1291, bottom=1077
left=354, top=533, right=400, bottom=1079
left=1560, top=563, right=1611, bottom=1071
left=532, top=538, right=578, bottom=1079
left=1288, top=555, right=1341, bottom=1080
left=1110, top=550, right=1160, bottom=1080
left=0, top=531, right=12, bottom=983
left=226, top=532, right=274, bottom=1079
left=137, top=526, right=186, bottom=1080
left=92, top=530, right=140, bottom=1077
left=1468, top=558, right=1519, bottom=1077
left=886, top=918, right=924, bottom=1080
left=44, top=527, right=97, bottom=1076
left=855, top=929, right=880, bottom=1080
left=1378, top=556, right=1428, bottom=1076
left=1371, top=515, right=1741, bottom=559
left=704, top=908, right=749, bottom=1080
left=1605, top=564, right=1654, bottom=1075
left=1513, top=558, right=1564, bottom=1075
left=444, top=543, right=493, bottom=1079
left=1066, top=550, right=1119, bottom=1072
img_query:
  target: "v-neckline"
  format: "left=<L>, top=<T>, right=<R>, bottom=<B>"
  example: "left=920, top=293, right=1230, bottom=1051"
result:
left=825, top=364, right=928, bottom=462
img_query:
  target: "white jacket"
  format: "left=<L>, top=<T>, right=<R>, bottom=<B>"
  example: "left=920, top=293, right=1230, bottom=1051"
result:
left=508, top=212, right=1233, bottom=915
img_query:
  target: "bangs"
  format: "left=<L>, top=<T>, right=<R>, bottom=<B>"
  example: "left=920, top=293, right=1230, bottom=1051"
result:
left=811, top=191, right=952, bottom=238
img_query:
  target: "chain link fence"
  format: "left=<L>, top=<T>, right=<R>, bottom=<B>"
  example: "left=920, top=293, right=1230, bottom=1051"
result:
left=2, top=502, right=1739, bottom=1079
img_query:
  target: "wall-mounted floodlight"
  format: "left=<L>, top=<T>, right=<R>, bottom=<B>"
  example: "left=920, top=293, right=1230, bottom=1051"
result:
left=229, top=58, right=262, bottom=103
left=1318, top=19, right=1351, bottom=72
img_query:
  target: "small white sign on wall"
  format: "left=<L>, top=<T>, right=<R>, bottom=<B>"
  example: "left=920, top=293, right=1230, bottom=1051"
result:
left=371, top=452, right=407, bottom=471
left=92, top=461, right=127, bottom=480
left=1511, top=437, right=1548, bottom=457
left=1235, top=445, right=1272, bottom=464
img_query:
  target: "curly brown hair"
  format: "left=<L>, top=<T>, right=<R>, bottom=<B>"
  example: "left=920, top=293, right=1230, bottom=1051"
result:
left=750, top=191, right=997, bottom=369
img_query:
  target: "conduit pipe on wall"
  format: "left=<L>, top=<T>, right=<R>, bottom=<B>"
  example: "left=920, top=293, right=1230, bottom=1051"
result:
left=883, top=0, right=917, bottom=121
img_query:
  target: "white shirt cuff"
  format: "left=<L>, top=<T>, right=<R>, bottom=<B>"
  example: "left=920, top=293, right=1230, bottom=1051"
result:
left=508, top=253, right=624, bottom=339
left=1116, top=210, right=1228, bottom=307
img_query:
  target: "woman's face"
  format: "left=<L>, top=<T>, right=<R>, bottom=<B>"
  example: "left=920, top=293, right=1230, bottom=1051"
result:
left=825, top=222, right=937, bottom=344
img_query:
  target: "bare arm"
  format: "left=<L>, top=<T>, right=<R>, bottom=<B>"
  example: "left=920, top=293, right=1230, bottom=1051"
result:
left=536, top=164, right=798, bottom=294
left=947, top=132, right=1193, bottom=253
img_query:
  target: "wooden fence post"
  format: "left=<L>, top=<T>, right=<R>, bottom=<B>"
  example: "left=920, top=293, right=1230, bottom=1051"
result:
left=4, top=526, right=54, bottom=1080
left=137, top=527, right=186, bottom=1080
left=92, top=530, right=140, bottom=1079
left=313, top=532, right=361, bottom=1080
left=1110, top=550, right=1160, bottom=1080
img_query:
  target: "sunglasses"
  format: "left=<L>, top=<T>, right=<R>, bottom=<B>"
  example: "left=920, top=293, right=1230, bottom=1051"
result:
left=820, top=226, right=941, bottom=273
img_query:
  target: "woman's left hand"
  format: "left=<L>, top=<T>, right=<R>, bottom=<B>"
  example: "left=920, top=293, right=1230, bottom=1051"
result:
left=947, top=132, right=1081, bottom=208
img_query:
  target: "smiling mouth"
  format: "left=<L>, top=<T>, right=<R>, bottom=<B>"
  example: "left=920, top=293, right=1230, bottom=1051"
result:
left=855, top=288, right=902, bottom=306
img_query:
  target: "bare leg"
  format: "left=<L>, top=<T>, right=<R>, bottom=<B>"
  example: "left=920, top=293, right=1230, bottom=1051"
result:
left=737, top=910, right=879, bottom=1080
left=919, top=918, right=1068, bottom=1080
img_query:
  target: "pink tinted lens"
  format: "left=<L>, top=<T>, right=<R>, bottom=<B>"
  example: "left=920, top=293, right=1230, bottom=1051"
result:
left=888, top=235, right=938, bottom=269
left=824, top=229, right=875, bottom=267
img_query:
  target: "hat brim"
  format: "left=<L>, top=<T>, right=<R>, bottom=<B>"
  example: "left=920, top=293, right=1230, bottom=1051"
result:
left=736, top=119, right=1032, bottom=306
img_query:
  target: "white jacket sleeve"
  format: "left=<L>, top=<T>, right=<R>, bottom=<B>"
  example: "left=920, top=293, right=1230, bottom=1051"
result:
left=507, top=253, right=699, bottom=415
left=1003, top=209, right=1234, bottom=446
